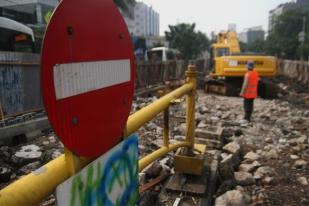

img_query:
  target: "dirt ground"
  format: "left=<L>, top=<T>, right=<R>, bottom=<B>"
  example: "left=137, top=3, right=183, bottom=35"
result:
left=197, top=92, right=309, bottom=206
left=0, top=76, right=308, bottom=206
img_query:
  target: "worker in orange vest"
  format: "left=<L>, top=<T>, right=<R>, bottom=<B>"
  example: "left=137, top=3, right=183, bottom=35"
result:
left=240, top=61, right=259, bottom=122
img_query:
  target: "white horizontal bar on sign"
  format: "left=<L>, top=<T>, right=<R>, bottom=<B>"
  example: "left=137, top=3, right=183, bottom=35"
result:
left=53, top=59, right=131, bottom=100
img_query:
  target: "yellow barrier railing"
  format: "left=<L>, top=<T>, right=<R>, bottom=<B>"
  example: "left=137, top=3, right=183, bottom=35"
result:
left=0, top=65, right=197, bottom=206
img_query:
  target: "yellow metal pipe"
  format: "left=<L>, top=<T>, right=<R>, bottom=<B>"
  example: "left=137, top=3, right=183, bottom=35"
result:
left=139, top=141, right=191, bottom=171
left=0, top=155, right=64, bottom=205
left=124, top=83, right=194, bottom=137
left=0, top=155, right=91, bottom=206
left=0, top=82, right=194, bottom=205
left=185, top=65, right=197, bottom=148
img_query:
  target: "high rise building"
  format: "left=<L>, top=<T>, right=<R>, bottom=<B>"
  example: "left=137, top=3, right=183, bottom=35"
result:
left=238, top=31, right=248, bottom=43
left=123, top=2, right=159, bottom=37
left=269, top=0, right=309, bottom=32
left=228, top=24, right=237, bottom=32
left=238, top=26, right=265, bottom=44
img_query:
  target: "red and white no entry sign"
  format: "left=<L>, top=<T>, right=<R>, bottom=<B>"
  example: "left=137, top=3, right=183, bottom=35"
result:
left=41, top=0, right=135, bottom=157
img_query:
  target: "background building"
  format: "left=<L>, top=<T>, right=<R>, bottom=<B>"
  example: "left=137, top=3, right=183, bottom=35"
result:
left=269, top=0, right=309, bottom=32
left=0, top=0, right=58, bottom=27
left=122, top=1, right=160, bottom=60
left=228, top=23, right=237, bottom=32
left=123, top=2, right=159, bottom=37
left=0, top=0, right=137, bottom=52
left=238, top=31, right=248, bottom=43
left=238, top=26, right=265, bottom=44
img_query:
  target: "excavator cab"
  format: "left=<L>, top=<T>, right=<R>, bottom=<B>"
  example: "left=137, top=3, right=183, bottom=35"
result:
left=213, top=46, right=230, bottom=58
left=209, top=45, right=231, bottom=73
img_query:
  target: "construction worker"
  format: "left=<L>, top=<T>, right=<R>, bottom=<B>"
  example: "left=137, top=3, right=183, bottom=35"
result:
left=240, top=61, right=259, bottom=122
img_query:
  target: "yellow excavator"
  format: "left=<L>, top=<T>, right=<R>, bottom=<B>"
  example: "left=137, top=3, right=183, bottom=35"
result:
left=205, top=31, right=277, bottom=97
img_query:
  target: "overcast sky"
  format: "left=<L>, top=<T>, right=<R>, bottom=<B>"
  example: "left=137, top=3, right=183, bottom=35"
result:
left=141, top=0, right=293, bottom=36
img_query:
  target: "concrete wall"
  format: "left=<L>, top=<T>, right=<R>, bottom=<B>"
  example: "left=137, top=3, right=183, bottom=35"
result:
left=277, top=59, right=309, bottom=85
left=0, top=52, right=42, bottom=116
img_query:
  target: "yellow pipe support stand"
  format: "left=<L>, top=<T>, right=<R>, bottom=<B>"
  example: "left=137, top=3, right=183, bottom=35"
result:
left=64, top=148, right=84, bottom=175
left=185, top=65, right=197, bottom=148
left=0, top=66, right=197, bottom=206
left=139, top=141, right=191, bottom=171
left=158, top=89, right=170, bottom=147
left=163, top=107, right=169, bottom=147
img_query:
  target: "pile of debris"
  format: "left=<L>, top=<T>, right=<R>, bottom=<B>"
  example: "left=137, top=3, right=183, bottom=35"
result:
left=0, top=79, right=308, bottom=206
left=0, top=134, right=63, bottom=189
left=137, top=88, right=309, bottom=206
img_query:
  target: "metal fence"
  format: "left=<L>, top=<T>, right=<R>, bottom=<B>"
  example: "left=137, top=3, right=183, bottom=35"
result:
left=0, top=52, right=42, bottom=117
left=0, top=55, right=207, bottom=117
left=135, top=59, right=207, bottom=89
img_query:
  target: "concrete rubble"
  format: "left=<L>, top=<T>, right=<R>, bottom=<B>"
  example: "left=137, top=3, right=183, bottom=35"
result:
left=234, top=171, right=255, bottom=186
left=0, top=77, right=308, bottom=206
left=215, top=190, right=250, bottom=206
left=14, top=145, right=42, bottom=161
left=0, top=134, right=64, bottom=192
left=137, top=86, right=309, bottom=206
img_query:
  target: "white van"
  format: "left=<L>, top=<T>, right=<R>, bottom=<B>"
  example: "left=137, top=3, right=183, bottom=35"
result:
left=146, top=47, right=180, bottom=62
left=0, top=17, right=35, bottom=52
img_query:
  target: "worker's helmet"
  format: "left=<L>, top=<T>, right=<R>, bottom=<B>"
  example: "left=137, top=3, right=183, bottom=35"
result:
left=247, top=61, right=254, bottom=70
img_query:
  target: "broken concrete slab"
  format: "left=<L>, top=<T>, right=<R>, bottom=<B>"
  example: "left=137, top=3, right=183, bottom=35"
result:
left=293, top=159, right=307, bottom=169
left=13, top=144, right=42, bottom=165
left=253, top=166, right=275, bottom=180
left=165, top=170, right=209, bottom=196
left=15, top=145, right=41, bottom=158
left=234, top=172, right=255, bottom=186
left=244, top=151, right=260, bottom=161
left=195, top=126, right=223, bottom=141
left=223, top=142, right=241, bottom=155
left=215, top=190, right=250, bottom=206
left=239, top=161, right=261, bottom=173
left=297, top=177, right=308, bottom=186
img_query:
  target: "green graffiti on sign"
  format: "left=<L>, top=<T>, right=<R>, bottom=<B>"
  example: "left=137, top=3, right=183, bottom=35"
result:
left=56, top=135, right=139, bottom=206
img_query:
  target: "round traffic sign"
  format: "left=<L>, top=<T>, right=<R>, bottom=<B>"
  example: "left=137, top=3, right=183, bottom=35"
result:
left=41, top=0, right=135, bottom=157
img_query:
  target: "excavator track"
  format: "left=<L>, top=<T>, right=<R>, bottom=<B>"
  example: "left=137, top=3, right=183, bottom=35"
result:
left=205, top=77, right=279, bottom=98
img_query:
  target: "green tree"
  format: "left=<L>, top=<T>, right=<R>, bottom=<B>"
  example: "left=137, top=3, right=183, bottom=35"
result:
left=165, top=23, right=209, bottom=59
left=248, top=39, right=266, bottom=53
left=31, top=26, right=47, bottom=53
left=239, top=41, right=248, bottom=52
left=265, top=9, right=309, bottom=59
